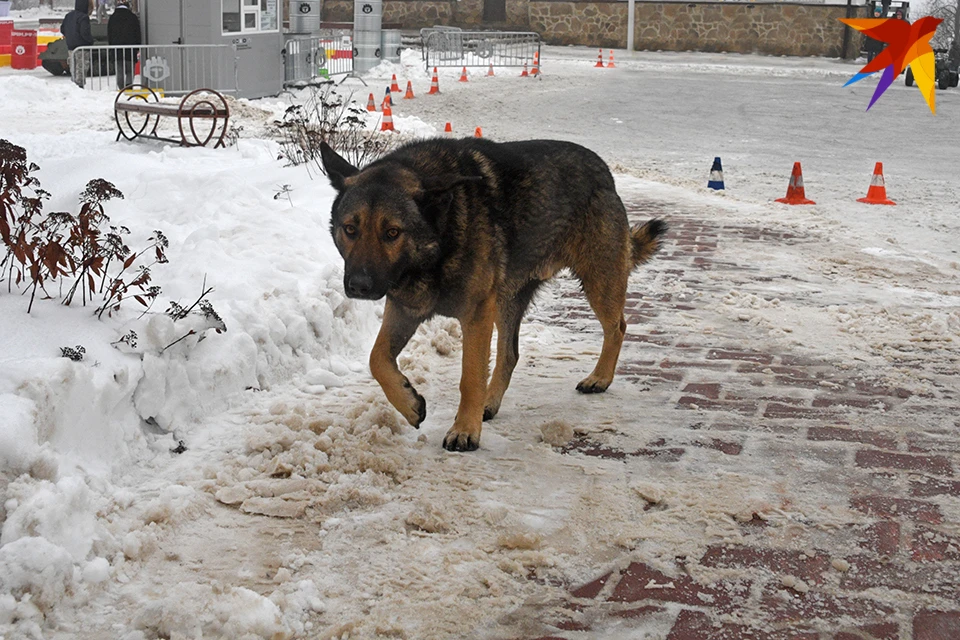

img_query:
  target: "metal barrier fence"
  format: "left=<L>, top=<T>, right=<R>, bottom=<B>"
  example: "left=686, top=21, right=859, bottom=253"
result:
left=420, top=26, right=463, bottom=63
left=421, top=29, right=541, bottom=71
left=70, top=44, right=238, bottom=95
left=283, top=34, right=354, bottom=86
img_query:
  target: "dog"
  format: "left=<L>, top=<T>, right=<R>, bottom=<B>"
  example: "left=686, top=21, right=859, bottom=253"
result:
left=320, top=138, right=666, bottom=452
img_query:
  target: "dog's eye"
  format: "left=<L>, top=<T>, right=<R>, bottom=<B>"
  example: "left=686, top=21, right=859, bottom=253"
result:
left=385, top=228, right=401, bottom=240
left=343, top=224, right=358, bottom=237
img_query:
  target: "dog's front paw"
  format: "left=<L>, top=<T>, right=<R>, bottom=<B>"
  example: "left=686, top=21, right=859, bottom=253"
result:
left=399, top=381, right=427, bottom=428
left=576, top=374, right=611, bottom=394
left=482, top=405, right=497, bottom=422
left=413, top=390, right=427, bottom=426
left=442, top=426, right=480, bottom=452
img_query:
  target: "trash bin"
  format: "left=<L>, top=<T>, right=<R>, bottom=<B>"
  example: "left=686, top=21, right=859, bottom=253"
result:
left=11, top=30, right=38, bottom=69
left=353, top=30, right=381, bottom=73
left=0, top=20, right=13, bottom=49
left=289, top=0, right=320, bottom=33
left=353, top=0, right=382, bottom=73
left=381, top=29, right=401, bottom=63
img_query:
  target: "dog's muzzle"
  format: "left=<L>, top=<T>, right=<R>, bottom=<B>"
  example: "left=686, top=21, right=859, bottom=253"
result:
left=344, top=272, right=384, bottom=300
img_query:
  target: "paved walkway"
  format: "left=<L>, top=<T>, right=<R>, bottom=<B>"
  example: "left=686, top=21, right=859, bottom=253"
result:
left=523, top=193, right=960, bottom=639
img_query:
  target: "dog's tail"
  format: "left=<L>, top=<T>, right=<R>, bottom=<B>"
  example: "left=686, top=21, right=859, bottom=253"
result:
left=630, top=218, right=667, bottom=268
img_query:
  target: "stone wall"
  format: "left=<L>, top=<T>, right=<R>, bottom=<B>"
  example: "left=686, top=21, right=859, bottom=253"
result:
left=324, top=0, right=476, bottom=27
left=321, top=0, right=864, bottom=58
left=529, top=1, right=627, bottom=48
left=631, top=3, right=860, bottom=57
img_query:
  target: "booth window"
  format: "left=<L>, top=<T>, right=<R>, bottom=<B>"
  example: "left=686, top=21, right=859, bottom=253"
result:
left=223, top=0, right=278, bottom=33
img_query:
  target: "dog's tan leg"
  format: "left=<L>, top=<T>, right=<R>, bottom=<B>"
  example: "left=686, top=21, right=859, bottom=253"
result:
left=484, top=281, right=539, bottom=421
left=370, top=300, right=426, bottom=426
left=577, top=265, right=629, bottom=394
left=484, top=317, right=513, bottom=422
left=443, top=295, right=496, bottom=451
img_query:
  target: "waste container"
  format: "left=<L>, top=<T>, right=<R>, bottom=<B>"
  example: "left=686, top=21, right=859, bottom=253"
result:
left=11, top=30, right=38, bottom=69
left=381, top=29, right=401, bottom=63
left=0, top=20, right=14, bottom=48
left=289, top=0, right=320, bottom=33
left=353, top=0, right=382, bottom=73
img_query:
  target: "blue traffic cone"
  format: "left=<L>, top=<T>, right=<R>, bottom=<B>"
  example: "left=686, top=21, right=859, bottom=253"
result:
left=708, top=157, right=725, bottom=190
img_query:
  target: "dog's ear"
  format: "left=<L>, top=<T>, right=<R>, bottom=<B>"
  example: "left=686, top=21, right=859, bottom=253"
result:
left=320, top=142, right=359, bottom=193
left=420, top=174, right=484, bottom=193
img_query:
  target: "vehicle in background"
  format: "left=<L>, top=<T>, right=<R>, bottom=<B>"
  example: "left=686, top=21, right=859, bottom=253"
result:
left=905, top=47, right=960, bottom=90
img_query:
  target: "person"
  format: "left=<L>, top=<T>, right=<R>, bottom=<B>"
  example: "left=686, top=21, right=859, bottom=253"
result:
left=61, top=0, right=94, bottom=83
left=864, top=5, right=885, bottom=63
left=108, top=0, right=141, bottom=90
left=61, top=0, right=94, bottom=52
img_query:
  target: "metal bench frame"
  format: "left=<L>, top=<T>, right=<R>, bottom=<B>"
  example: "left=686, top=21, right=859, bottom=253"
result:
left=114, top=85, right=230, bottom=148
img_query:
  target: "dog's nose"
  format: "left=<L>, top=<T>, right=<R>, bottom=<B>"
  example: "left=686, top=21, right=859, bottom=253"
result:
left=346, top=273, right=374, bottom=297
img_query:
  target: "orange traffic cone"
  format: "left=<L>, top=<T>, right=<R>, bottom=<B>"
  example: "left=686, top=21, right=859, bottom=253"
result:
left=474, top=126, right=483, bottom=138
left=487, top=62, right=495, bottom=77
left=381, top=103, right=395, bottom=132
left=444, top=122, right=453, bottom=137
left=366, top=92, right=377, bottom=111
left=459, top=66, right=469, bottom=82
left=857, top=162, right=896, bottom=205
left=428, top=67, right=440, bottom=94
left=595, top=48, right=604, bottom=68
left=390, top=74, right=400, bottom=93
left=775, top=162, right=816, bottom=205
left=520, top=63, right=529, bottom=77
left=607, top=50, right=616, bottom=68
left=403, top=80, right=415, bottom=99
left=531, top=51, right=540, bottom=76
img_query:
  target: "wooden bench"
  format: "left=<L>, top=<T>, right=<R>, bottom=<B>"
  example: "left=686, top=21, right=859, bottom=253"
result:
left=114, top=85, right=230, bottom=148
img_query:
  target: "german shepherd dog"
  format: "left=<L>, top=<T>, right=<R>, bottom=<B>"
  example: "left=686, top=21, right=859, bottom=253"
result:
left=320, top=138, right=665, bottom=452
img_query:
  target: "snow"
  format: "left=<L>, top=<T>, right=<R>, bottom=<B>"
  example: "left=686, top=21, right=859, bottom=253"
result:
left=1, top=44, right=959, bottom=638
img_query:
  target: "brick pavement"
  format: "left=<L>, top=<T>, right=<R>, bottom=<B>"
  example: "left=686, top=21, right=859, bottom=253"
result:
left=521, top=196, right=960, bottom=640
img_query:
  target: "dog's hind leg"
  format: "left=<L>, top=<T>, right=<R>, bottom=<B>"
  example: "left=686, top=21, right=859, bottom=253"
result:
left=370, top=301, right=426, bottom=427
left=575, top=258, right=629, bottom=394
left=484, top=280, right=540, bottom=421
left=444, top=294, right=497, bottom=451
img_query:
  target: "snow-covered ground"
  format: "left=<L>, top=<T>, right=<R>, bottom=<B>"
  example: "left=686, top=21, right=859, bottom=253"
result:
left=1, top=46, right=958, bottom=639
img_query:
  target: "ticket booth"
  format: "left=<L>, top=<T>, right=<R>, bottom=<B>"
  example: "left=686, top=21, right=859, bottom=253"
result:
left=142, top=0, right=284, bottom=99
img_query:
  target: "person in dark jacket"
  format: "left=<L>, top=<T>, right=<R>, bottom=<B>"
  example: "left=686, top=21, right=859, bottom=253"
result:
left=61, top=0, right=93, bottom=83
left=864, top=5, right=885, bottom=63
left=60, top=0, right=93, bottom=51
left=108, top=0, right=141, bottom=89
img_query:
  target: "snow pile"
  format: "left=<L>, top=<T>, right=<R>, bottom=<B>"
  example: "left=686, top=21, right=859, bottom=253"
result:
left=0, top=74, right=397, bottom=636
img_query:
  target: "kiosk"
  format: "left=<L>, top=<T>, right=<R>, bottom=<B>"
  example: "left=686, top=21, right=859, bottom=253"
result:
left=142, top=1, right=285, bottom=98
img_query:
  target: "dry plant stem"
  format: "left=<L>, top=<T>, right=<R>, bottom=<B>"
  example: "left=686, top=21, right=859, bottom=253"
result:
left=2, top=139, right=167, bottom=317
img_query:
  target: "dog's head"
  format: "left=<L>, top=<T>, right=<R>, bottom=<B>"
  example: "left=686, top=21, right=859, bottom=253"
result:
left=320, top=142, right=481, bottom=300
